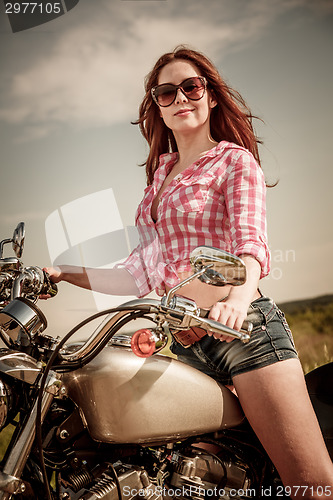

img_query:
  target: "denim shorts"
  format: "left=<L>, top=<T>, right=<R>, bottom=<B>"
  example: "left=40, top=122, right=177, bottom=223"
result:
left=170, top=296, right=299, bottom=386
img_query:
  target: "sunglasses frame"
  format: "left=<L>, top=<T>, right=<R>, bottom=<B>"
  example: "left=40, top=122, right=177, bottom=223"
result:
left=151, top=76, right=207, bottom=108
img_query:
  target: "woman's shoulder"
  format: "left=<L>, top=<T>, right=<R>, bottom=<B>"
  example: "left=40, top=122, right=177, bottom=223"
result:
left=214, top=140, right=256, bottom=161
left=208, top=141, right=259, bottom=172
left=209, top=141, right=264, bottom=186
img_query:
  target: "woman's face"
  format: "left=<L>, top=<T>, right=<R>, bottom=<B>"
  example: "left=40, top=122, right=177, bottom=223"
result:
left=156, top=60, right=216, bottom=138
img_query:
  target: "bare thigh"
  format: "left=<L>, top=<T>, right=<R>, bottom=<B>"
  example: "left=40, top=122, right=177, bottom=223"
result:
left=233, top=358, right=333, bottom=499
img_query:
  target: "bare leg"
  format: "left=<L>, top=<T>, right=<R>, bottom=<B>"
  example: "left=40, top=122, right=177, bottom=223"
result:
left=233, top=359, right=333, bottom=499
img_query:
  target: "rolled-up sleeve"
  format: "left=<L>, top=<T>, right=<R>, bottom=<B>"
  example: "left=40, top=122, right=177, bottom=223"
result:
left=221, top=150, right=271, bottom=278
left=114, top=245, right=153, bottom=298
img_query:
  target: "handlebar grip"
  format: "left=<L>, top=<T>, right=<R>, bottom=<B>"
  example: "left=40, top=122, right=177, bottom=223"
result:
left=47, top=282, right=58, bottom=297
left=199, top=308, right=253, bottom=335
left=42, top=270, right=58, bottom=297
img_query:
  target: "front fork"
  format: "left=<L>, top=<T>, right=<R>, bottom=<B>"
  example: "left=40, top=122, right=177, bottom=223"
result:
left=0, top=373, right=61, bottom=499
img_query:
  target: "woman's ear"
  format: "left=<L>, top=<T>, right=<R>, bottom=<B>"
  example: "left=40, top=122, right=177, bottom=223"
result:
left=208, top=89, right=217, bottom=109
left=209, top=95, right=217, bottom=109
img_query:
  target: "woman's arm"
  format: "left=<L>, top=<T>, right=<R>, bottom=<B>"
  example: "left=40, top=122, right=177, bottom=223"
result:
left=42, top=241, right=154, bottom=299
left=208, top=149, right=269, bottom=340
left=43, top=265, right=140, bottom=297
left=208, top=254, right=261, bottom=336
left=221, top=149, right=270, bottom=280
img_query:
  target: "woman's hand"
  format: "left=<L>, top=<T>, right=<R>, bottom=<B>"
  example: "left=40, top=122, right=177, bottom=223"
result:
left=39, top=266, right=62, bottom=299
left=207, top=254, right=261, bottom=343
left=43, top=266, right=62, bottom=283
left=208, top=296, right=250, bottom=342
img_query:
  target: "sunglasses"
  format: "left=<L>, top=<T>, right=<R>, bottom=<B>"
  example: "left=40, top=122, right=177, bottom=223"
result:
left=151, top=76, right=207, bottom=107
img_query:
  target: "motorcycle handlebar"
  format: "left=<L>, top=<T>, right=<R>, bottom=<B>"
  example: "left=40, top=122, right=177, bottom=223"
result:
left=198, top=308, right=252, bottom=338
left=112, top=299, right=252, bottom=343
left=115, top=299, right=253, bottom=343
left=59, top=297, right=252, bottom=365
left=10, top=267, right=58, bottom=299
left=193, top=313, right=252, bottom=343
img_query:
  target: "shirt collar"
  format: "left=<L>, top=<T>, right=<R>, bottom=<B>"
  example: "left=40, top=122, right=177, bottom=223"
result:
left=158, top=140, right=229, bottom=167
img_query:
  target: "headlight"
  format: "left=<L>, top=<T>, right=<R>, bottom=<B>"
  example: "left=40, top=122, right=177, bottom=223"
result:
left=0, top=297, right=47, bottom=343
left=0, top=378, right=13, bottom=430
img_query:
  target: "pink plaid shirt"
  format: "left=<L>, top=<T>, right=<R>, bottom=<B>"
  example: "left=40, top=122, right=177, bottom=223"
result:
left=117, top=141, right=270, bottom=297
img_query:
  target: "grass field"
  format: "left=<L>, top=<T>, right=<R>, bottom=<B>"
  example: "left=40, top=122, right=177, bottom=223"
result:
left=278, top=295, right=333, bottom=373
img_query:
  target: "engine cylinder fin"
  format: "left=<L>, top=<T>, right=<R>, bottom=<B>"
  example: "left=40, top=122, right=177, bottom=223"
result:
left=89, top=473, right=116, bottom=498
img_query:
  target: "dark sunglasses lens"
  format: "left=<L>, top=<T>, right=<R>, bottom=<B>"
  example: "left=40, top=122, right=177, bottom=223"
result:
left=155, top=85, right=177, bottom=106
left=182, top=78, right=205, bottom=99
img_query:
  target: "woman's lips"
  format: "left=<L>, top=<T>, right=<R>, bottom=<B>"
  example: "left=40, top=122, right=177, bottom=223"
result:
left=174, top=108, right=194, bottom=116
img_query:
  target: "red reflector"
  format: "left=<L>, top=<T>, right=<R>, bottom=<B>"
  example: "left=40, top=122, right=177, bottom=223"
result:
left=131, top=329, right=156, bottom=358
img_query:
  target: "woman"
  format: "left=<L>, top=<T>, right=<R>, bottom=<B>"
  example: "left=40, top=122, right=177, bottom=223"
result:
left=44, top=47, right=333, bottom=497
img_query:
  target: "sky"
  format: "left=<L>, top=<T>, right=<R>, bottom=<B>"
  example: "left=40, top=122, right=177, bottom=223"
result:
left=0, top=0, right=332, bottom=336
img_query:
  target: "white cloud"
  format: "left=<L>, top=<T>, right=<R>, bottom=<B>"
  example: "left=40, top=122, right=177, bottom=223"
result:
left=0, top=0, right=331, bottom=140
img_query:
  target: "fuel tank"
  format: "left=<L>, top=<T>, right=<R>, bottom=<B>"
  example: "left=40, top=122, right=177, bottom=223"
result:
left=63, top=346, right=244, bottom=444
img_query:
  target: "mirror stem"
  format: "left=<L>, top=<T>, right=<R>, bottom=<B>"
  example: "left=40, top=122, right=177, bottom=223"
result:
left=165, top=265, right=213, bottom=306
left=0, top=239, right=12, bottom=259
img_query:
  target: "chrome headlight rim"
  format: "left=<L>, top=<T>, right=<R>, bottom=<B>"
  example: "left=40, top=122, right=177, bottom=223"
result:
left=0, top=297, right=47, bottom=343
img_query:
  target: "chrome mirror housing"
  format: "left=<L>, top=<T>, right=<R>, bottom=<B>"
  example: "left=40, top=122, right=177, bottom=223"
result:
left=190, top=246, right=246, bottom=286
left=12, top=222, right=25, bottom=258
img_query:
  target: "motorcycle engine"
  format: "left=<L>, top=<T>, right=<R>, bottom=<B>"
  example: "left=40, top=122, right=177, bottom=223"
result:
left=60, top=463, right=162, bottom=500
left=58, top=444, right=253, bottom=500
left=60, top=450, right=251, bottom=500
left=167, top=444, right=253, bottom=500
left=58, top=441, right=254, bottom=500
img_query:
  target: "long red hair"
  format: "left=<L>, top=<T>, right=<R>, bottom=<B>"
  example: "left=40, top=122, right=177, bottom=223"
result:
left=134, top=46, right=262, bottom=186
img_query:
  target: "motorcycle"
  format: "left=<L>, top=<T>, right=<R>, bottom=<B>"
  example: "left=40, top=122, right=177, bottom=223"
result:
left=0, top=223, right=331, bottom=500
